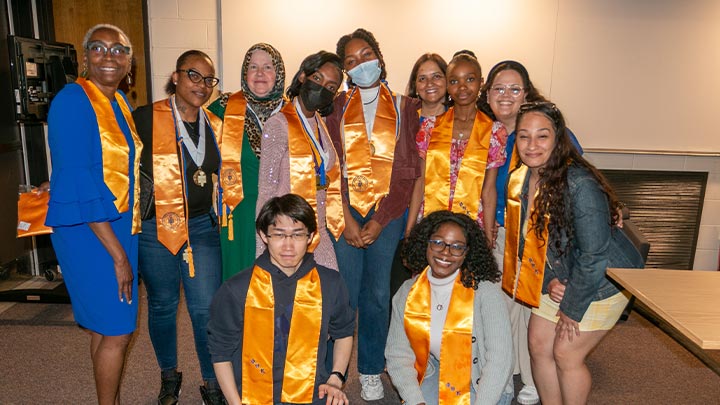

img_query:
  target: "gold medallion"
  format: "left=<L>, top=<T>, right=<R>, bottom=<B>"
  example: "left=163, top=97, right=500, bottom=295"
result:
left=193, top=168, right=207, bottom=187
left=351, top=175, right=370, bottom=192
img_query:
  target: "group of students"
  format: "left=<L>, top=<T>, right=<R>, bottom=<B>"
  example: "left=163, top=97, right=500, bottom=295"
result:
left=45, top=22, right=644, bottom=405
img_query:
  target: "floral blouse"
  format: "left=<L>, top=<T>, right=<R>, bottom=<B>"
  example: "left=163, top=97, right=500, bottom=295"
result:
left=416, top=117, right=508, bottom=228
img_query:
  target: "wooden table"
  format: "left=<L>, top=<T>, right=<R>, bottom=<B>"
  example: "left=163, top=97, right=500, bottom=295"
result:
left=607, top=268, right=720, bottom=350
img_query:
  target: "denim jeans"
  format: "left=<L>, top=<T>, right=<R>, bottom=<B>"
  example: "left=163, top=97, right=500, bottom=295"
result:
left=332, top=206, right=404, bottom=374
left=139, top=213, right=222, bottom=381
left=421, top=355, right=512, bottom=405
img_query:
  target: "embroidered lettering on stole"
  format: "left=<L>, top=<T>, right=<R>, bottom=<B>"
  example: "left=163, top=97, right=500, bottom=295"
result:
left=151, top=100, right=221, bottom=276
left=404, top=268, right=473, bottom=404
left=502, top=164, right=547, bottom=307
left=283, top=103, right=344, bottom=249
left=341, top=84, right=399, bottom=216
left=242, top=265, right=323, bottom=404
left=424, top=109, right=493, bottom=220
left=219, top=92, right=247, bottom=240
left=77, top=78, right=142, bottom=234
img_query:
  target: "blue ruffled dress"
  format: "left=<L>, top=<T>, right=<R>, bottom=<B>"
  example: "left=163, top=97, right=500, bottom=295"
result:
left=46, top=83, right=138, bottom=336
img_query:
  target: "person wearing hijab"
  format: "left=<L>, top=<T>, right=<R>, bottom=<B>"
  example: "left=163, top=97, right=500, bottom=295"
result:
left=207, top=43, right=286, bottom=280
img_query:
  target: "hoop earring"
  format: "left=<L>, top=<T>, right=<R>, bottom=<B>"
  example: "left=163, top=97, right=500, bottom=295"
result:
left=80, top=63, right=88, bottom=78
left=126, top=71, right=133, bottom=86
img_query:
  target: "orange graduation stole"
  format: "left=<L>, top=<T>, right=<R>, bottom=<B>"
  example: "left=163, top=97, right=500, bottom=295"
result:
left=151, top=98, right=221, bottom=276
left=76, top=78, right=142, bottom=234
left=424, top=108, right=493, bottom=220
left=341, top=83, right=399, bottom=216
left=404, top=268, right=474, bottom=404
left=502, top=164, right=547, bottom=307
left=283, top=103, right=344, bottom=249
left=218, top=91, right=247, bottom=240
left=242, top=265, right=323, bottom=404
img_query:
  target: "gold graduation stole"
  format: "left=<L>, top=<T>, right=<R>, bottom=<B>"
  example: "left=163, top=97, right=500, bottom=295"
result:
left=283, top=103, right=344, bottom=249
left=151, top=99, right=221, bottom=276
left=77, top=78, right=142, bottom=234
left=404, top=268, right=474, bottom=404
left=341, top=83, right=399, bottom=216
left=502, top=164, right=547, bottom=307
left=242, top=265, right=323, bottom=404
left=509, top=142, right=521, bottom=172
left=218, top=91, right=247, bottom=240
left=424, top=108, right=493, bottom=220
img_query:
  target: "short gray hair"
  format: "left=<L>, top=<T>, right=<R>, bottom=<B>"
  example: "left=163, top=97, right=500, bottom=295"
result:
left=82, top=24, right=133, bottom=58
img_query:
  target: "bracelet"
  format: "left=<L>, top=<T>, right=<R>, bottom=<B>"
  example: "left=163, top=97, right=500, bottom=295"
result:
left=329, top=370, right=346, bottom=384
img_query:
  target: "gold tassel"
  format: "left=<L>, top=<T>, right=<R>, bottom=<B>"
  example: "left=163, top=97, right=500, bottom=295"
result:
left=221, top=203, right=228, bottom=227
left=228, top=213, right=234, bottom=241
left=186, top=246, right=196, bottom=277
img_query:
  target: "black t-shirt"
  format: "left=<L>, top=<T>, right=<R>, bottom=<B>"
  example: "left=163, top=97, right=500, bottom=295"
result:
left=133, top=103, right=220, bottom=219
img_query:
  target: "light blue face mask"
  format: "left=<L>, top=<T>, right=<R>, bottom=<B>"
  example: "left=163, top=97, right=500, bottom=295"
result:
left=347, top=59, right=382, bottom=88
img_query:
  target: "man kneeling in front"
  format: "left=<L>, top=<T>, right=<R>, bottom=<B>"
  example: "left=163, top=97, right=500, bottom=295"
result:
left=208, top=193, right=355, bottom=405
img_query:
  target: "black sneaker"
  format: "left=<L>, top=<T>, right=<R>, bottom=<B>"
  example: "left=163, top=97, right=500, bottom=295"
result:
left=157, top=370, right=182, bottom=405
left=200, top=385, right=227, bottom=405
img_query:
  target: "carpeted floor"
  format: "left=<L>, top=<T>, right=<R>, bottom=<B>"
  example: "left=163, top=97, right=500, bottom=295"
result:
left=1, top=283, right=719, bottom=404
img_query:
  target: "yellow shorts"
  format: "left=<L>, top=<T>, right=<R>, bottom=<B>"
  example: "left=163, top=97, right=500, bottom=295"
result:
left=531, top=290, right=631, bottom=331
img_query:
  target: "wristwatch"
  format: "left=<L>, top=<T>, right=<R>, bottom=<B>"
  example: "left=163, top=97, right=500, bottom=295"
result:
left=329, top=370, right=346, bottom=384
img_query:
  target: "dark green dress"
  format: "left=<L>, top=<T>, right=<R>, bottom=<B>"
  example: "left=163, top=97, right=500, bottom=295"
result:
left=208, top=99, right=260, bottom=281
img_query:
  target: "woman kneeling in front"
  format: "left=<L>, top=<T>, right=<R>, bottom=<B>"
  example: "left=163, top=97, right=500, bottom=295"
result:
left=386, top=210, right=514, bottom=405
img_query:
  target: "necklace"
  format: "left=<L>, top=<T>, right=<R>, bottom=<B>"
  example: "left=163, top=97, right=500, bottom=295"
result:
left=363, top=88, right=380, bottom=105
left=455, top=107, right=476, bottom=139
left=432, top=289, right=452, bottom=311
left=171, top=95, right=208, bottom=187
left=184, top=120, right=197, bottom=131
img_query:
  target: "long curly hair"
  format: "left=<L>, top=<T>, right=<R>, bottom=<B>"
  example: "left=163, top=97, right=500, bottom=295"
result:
left=401, top=211, right=500, bottom=289
left=336, top=28, right=387, bottom=87
left=516, top=103, right=621, bottom=254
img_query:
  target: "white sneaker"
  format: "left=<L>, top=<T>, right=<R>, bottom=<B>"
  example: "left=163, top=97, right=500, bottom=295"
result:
left=359, top=373, right=384, bottom=401
left=516, top=385, right=539, bottom=405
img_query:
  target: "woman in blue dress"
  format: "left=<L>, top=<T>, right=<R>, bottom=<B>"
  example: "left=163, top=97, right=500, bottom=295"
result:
left=46, top=24, right=140, bottom=405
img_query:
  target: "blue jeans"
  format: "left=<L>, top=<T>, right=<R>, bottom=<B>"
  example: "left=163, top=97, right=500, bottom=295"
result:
left=332, top=206, right=404, bottom=374
left=421, top=355, right=512, bottom=405
left=139, top=213, right=222, bottom=381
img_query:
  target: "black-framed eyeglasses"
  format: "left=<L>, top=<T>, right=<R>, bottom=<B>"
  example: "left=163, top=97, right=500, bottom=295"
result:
left=86, top=41, right=131, bottom=58
left=266, top=232, right=311, bottom=242
left=519, top=101, right=558, bottom=114
left=427, top=239, right=468, bottom=256
left=177, top=69, right=220, bottom=88
left=490, top=84, right=525, bottom=97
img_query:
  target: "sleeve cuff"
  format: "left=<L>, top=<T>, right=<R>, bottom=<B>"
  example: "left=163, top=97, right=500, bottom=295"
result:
left=46, top=167, right=121, bottom=226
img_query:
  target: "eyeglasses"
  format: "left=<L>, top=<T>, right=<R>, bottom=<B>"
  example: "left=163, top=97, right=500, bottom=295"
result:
left=519, top=101, right=559, bottom=114
left=86, top=41, right=131, bottom=58
left=490, top=84, right=525, bottom=97
left=177, top=69, right=220, bottom=88
left=427, top=239, right=468, bottom=257
left=266, top=232, right=311, bottom=242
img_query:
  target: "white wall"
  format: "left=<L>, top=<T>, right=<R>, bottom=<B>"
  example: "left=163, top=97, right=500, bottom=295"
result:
left=146, top=0, right=720, bottom=270
left=219, top=0, right=720, bottom=154
left=147, top=0, right=219, bottom=102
